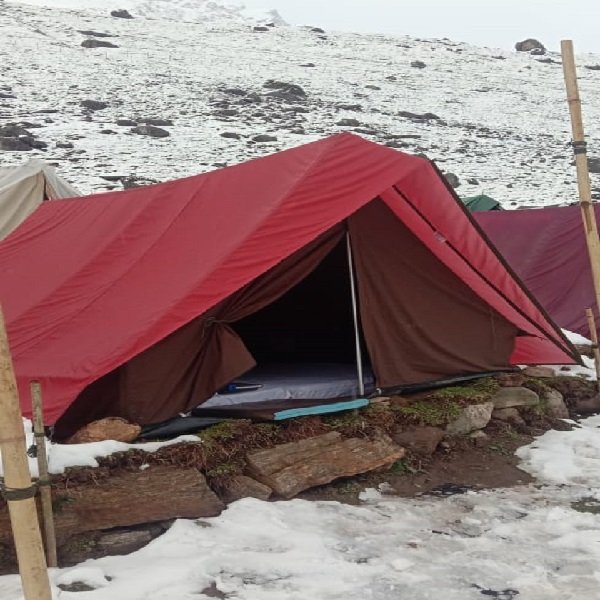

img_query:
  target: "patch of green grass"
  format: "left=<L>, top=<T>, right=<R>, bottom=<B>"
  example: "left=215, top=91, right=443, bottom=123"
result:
left=389, top=458, right=418, bottom=475
left=205, top=461, right=243, bottom=478
left=395, top=398, right=462, bottom=427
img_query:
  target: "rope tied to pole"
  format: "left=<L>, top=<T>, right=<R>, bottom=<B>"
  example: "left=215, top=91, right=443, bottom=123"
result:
left=571, top=140, right=588, bottom=155
left=0, top=482, right=38, bottom=502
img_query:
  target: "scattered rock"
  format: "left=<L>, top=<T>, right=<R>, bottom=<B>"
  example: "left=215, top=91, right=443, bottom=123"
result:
left=300, top=63, right=316, bottom=67
left=365, top=85, right=381, bottom=90
left=81, top=39, right=119, bottom=49
left=121, top=175, right=158, bottom=189
left=392, top=426, right=445, bottom=456
left=111, top=9, right=133, bottom=19
left=220, top=131, right=241, bottom=139
left=116, top=119, right=137, bottom=126
left=77, top=30, right=116, bottom=38
left=445, top=402, right=494, bottom=435
left=530, top=47, right=545, bottom=56
left=28, top=140, right=48, bottom=150
left=585, top=65, right=600, bottom=71
left=263, top=80, right=307, bottom=101
left=200, top=582, right=227, bottom=599
left=336, top=103, right=363, bottom=111
left=310, top=27, right=326, bottom=34
left=410, top=60, right=426, bottom=69
left=398, top=110, right=440, bottom=122
left=68, top=417, right=141, bottom=444
left=252, top=134, right=277, bottom=142
left=492, top=407, right=526, bottom=426
left=491, top=387, right=540, bottom=409
left=215, top=475, right=272, bottom=504
left=131, top=125, right=170, bottom=138
left=0, top=137, right=32, bottom=151
left=246, top=432, right=404, bottom=499
left=443, top=172, right=460, bottom=188
left=0, top=92, right=16, bottom=99
left=515, top=39, right=545, bottom=54
left=58, top=582, right=98, bottom=593
left=0, top=124, right=32, bottom=137
left=545, top=389, right=569, bottom=419
left=81, top=99, right=108, bottom=111
left=586, top=157, right=600, bottom=174
left=467, top=177, right=480, bottom=185
left=253, top=26, right=270, bottom=32
left=336, top=118, right=361, bottom=127
left=570, top=393, right=600, bottom=415
left=56, top=141, right=74, bottom=149
left=522, top=366, right=555, bottom=378
left=469, top=430, right=489, bottom=447
left=494, top=372, right=526, bottom=387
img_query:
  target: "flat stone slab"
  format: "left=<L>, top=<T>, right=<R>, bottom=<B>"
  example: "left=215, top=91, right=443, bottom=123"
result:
left=217, top=475, right=272, bottom=504
left=246, top=432, right=404, bottom=499
left=522, top=366, right=555, bottom=378
left=492, top=387, right=539, bottom=409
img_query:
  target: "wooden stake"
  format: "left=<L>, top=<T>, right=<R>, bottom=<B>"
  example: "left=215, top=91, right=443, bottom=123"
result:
left=561, top=40, right=600, bottom=329
left=31, top=381, right=57, bottom=568
left=585, top=308, right=600, bottom=390
left=0, top=306, right=52, bottom=600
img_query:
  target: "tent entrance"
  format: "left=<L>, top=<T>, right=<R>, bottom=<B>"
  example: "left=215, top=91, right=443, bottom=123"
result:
left=215, top=236, right=373, bottom=405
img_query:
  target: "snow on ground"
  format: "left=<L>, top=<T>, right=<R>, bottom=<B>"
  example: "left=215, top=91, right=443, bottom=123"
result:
left=4, top=418, right=600, bottom=599
left=2, top=1, right=600, bottom=206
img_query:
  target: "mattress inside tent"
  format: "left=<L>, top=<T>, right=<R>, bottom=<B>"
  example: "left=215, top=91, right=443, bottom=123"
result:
left=200, top=363, right=375, bottom=409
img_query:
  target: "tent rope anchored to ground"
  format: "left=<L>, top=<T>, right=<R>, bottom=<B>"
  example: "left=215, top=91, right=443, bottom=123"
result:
left=0, top=134, right=579, bottom=435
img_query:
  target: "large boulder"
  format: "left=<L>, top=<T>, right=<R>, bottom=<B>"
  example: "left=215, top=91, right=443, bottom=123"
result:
left=515, top=39, right=546, bottom=54
left=492, top=407, right=526, bottom=426
left=491, top=387, right=540, bottom=409
left=445, top=402, right=494, bottom=435
left=0, top=137, right=32, bottom=151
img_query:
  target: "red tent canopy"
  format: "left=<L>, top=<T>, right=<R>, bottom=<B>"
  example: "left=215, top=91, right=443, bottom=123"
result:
left=0, top=134, right=577, bottom=425
left=475, top=204, right=600, bottom=340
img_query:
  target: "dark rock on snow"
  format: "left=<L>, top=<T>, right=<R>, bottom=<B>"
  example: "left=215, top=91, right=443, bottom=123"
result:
left=515, top=38, right=545, bottom=54
left=77, top=30, right=116, bottom=38
left=130, top=125, right=170, bottom=138
left=220, top=131, right=241, bottom=139
left=80, top=99, right=109, bottom=111
left=411, top=60, right=426, bottom=69
left=0, top=137, right=32, bottom=151
left=0, top=124, right=32, bottom=138
left=585, top=64, right=600, bottom=71
left=116, top=119, right=138, bottom=126
left=253, top=26, right=270, bottom=32
left=81, top=39, right=120, bottom=49
left=110, top=9, right=134, bottom=19
left=587, top=157, right=600, bottom=174
left=263, top=80, right=307, bottom=98
left=252, top=134, right=278, bottom=142
left=398, top=110, right=441, bottom=122
left=443, top=172, right=461, bottom=188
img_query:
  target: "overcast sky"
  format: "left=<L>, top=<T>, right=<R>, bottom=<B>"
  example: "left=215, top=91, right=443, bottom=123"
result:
left=247, top=0, right=600, bottom=54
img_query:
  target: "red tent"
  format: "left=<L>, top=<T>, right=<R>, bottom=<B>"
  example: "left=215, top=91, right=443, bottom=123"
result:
left=475, top=204, right=600, bottom=340
left=0, top=134, right=577, bottom=429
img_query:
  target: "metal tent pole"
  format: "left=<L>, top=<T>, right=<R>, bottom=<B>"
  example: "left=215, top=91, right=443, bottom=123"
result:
left=346, top=230, right=365, bottom=396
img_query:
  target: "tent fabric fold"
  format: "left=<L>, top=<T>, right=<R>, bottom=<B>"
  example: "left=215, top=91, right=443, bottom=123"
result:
left=0, top=133, right=578, bottom=426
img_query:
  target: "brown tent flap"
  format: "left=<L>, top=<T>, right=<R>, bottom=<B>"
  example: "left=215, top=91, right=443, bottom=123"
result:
left=54, top=225, right=345, bottom=436
left=348, top=199, right=519, bottom=387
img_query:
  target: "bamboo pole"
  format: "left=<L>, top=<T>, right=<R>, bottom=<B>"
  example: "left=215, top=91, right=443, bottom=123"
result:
left=0, top=307, right=52, bottom=600
left=561, top=40, right=600, bottom=328
left=31, top=381, right=57, bottom=568
left=585, top=308, right=600, bottom=390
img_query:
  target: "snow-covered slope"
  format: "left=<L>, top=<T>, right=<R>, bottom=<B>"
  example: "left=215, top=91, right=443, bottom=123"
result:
left=1, top=0, right=600, bottom=207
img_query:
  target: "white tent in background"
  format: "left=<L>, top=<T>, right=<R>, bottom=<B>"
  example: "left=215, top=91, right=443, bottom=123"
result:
left=0, top=158, right=79, bottom=241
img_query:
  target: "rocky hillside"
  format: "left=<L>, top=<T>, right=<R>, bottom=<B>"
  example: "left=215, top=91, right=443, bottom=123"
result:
left=1, top=0, right=600, bottom=206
